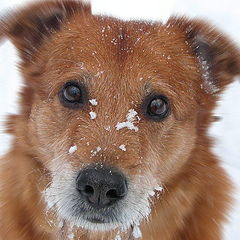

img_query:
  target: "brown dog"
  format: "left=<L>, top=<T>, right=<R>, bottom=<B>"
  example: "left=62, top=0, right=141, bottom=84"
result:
left=0, top=1, right=239, bottom=239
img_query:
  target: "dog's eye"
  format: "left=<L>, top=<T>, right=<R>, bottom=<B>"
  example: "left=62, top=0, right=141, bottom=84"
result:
left=64, top=85, right=81, bottom=102
left=145, top=95, right=170, bottom=121
left=59, top=82, right=85, bottom=109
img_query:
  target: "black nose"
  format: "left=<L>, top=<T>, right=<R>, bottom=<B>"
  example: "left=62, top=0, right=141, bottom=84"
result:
left=76, top=166, right=128, bottom=208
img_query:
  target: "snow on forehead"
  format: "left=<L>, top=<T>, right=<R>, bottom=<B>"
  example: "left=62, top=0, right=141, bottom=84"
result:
left=69, top=145, right=77, bottom=154
left=89, top=99, right=98, bottom=106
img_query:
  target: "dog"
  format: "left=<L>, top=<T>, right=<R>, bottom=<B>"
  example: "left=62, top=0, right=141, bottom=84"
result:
left=0, top=1, right=239, bottom=239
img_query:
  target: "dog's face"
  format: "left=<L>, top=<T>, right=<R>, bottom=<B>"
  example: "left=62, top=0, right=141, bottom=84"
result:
left=1, top=0, right=239, bottom=234
left=31, top=17, right=199, bottom=231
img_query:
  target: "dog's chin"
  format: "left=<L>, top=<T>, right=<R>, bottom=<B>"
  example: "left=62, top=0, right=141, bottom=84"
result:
left=72, top=216, right=120, bottom=232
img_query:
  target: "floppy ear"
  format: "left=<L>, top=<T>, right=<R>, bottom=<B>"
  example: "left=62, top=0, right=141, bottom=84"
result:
left=0, top=0, right=91, bottom=62
left=169, top=17, right=240, bottom=94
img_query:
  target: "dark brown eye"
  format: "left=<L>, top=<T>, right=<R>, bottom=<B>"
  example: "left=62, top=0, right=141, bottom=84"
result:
left=145, top=95, right=170, bottom=121
left=64, top=85, right=81, bottom=102
left=59, top=81, right=86, bottom=109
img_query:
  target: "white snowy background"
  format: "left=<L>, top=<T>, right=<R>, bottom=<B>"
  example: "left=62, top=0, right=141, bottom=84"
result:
left=0, top=0, right=239, bottom=239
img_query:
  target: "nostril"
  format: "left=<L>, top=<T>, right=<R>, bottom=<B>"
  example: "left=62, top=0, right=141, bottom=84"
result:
left=84, top=185, right=94, bottom=196
left=106, top=189, right=119, bottom=199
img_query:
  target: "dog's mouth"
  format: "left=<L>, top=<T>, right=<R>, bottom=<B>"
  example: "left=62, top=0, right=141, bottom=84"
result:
left=85, top=217, right=108, bottom=224
left=73, top=205, right=119, bottom=226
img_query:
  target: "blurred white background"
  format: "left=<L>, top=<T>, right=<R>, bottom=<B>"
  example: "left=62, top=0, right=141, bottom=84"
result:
left=0, top=0, right=239, bottom=239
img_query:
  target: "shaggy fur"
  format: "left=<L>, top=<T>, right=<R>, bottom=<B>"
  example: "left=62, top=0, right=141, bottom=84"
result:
left=0, top=1, right=239, bottom=239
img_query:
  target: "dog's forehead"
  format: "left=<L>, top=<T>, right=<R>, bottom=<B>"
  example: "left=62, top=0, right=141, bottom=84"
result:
left=44, top=15, right=199, bottom=104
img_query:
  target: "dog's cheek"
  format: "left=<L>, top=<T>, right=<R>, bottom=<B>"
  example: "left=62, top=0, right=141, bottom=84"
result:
left=28, top=102, right=69, bottom=159
left=144, top=119, right=197, bottom=183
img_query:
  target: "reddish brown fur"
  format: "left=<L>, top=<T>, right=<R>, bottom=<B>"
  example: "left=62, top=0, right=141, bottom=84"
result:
left=0, top=1, right=239, bottom=240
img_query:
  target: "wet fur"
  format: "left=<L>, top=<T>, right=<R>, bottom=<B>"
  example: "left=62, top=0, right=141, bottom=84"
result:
left=0, top=1, right=240, bottom=240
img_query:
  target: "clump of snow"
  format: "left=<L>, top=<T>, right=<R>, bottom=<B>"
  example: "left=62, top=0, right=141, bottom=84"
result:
left=95, top=70, right=105, bottom=77
left=155, top=186, right=163, bottom=192
left=115, top=233, right=121, bottom=240
left=116, top=109, right=140, bottom=132
left=68, top=232, right=74, bottom=240
left=127, top=109, right=140, bottom=122
left=91, top=146, right=102, bottom=156
left=116, top=122, right=138, bottom=132
left=96, top=146, right=101, bottom=152
left=132, top=225, right=142, bottom=239
left=119, top=144, right=127, bottom=151
left=90, top=111, right=97, bottom=119
left=89, top=99, right=98, bottom=106
left=68, top=145, right=77, bottom=154
left=92, top=50, right=97, bottom=56
left=148, top=190, right=155, bottom=197
left=104, top=126, right=111, bottom=131
left=111, top=38, right=118, bottom=45
left=148, top=185, right=164, bottom=197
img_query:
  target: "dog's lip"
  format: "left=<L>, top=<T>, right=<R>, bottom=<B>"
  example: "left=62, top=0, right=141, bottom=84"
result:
left=85, top=217, right=108, bottom=224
